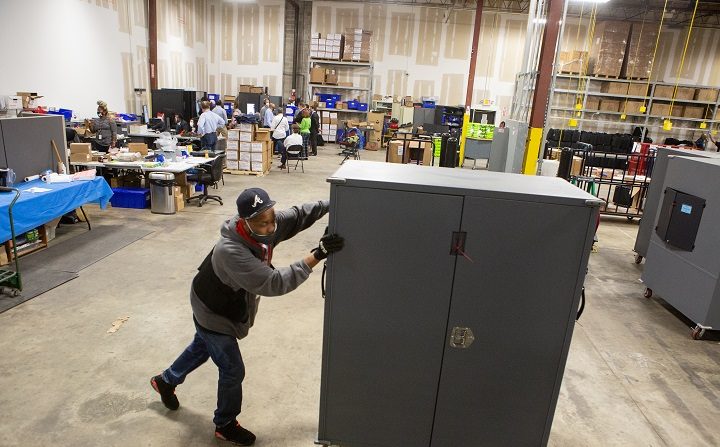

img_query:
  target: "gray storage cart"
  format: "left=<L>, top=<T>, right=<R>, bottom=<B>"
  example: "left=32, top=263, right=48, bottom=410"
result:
left=318, top=161, right=600, bottom=447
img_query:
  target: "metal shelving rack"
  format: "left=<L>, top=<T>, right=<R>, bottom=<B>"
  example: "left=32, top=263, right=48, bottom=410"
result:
left=307, top=58, right=374, bottom=118
left=547, top=74, right=720, bottom=140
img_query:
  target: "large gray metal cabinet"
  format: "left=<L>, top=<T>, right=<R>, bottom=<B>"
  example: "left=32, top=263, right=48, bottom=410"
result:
left=642, top=156, right=720, bottom=338
left=318, top=161, right=600, bottom=447
left=488, top=120, right=529, bottom=174
left=633, top=147, right=720, bottom=263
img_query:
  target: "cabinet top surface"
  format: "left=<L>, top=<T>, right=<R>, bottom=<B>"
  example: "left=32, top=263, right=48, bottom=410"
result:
left=329, top=161, right=601, bottom=206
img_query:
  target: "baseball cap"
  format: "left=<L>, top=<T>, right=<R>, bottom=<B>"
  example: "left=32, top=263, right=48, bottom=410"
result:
left=236, top=188, right=276, bottom=219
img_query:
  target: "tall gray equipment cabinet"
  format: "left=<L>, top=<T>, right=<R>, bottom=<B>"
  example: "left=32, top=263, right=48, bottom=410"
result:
left=488, top=119, right=529, bottom=174
left=633, top=147, right=720, bottom=263
left=318, top=161, right=600, bottom=447
left=642, top=156, right=720, bottom=339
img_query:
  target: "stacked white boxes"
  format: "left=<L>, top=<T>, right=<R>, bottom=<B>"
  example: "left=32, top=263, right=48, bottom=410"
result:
left=320, top=111, right=338, bottom=143
left=226, top=128, right=242, bottom=170
left=310, top=33, right=344, bottom=60
left=225, top=124, right=270, bottom=173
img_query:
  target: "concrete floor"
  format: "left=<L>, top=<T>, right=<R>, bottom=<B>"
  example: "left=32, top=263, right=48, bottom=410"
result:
left=0, top=146, right=718, bottom=446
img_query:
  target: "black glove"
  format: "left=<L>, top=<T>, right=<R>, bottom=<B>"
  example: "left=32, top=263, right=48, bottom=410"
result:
left=312, top=233, right=344, bottom=260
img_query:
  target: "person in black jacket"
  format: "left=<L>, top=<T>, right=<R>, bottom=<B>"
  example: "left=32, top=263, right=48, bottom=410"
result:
left=309, top=103, right=320, bottom=156
left=150, top=188, right=344, bottom=446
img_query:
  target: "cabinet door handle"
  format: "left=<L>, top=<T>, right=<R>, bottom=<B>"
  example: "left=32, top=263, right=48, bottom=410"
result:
left=450, top=326, right=475, bottom=349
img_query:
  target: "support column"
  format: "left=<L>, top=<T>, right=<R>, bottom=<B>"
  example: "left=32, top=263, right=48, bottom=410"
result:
left=522, top=0, right=563, bottom=174
left=459, top=0, right=484, bottom=166
left=149, top=0, right=158, bottom=91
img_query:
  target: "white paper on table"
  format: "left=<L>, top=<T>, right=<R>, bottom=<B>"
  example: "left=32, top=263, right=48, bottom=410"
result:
left=72, top=170, right=97, bottom=181
left=26, top=187, right=52, bottom=193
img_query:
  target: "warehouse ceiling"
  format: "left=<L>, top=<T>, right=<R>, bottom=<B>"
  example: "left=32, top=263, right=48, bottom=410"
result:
left=315, top=0, right=720, bottom=28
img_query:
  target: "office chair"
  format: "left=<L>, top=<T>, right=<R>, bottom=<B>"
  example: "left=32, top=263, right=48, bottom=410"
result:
left=286, top=144, right=306, bottom=173
left=187, top=154, right=225, bottom=207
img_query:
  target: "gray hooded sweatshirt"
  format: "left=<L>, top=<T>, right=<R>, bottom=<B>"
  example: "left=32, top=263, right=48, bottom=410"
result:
left=191, top=200, right=329, bottom=339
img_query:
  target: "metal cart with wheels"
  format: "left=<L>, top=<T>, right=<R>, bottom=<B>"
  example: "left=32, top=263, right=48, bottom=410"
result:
left=0, top=186, right=22, bottom=296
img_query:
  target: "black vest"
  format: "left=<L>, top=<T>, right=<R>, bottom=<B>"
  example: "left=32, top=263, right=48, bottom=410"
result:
left=192, top=249, right=248, bottom=323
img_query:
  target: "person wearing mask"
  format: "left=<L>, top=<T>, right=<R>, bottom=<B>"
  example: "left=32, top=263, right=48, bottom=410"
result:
left=263, top=103, right=275, bottom=129
left=89, top=100, right=117, bottom=152
left=299, top=109, right=312, bottom=157
left=151, top=188, right=343, bottom=446
left=259, top=98, right=270, bottom=127
left=309, top=103, right=320, bottom=156
left=270, top=108, right=289, bottom=156
left=197, top=101, right=224, bottom=151
left=174, top=114, right=191, bottom=135
left=281, top=124, right=303, bottom=170
left=213, top=99, right=229, bottom=125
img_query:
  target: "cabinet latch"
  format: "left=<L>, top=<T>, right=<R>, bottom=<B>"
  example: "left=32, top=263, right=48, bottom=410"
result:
left=450, top=231, right=473, bottom=262
left=450, top=326, right=474, bottom=349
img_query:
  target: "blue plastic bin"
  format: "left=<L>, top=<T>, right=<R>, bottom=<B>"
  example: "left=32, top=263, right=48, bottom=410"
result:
left=317, top=93, right=341, bottom=103
left=346, top=100, right=359, bottom=110
left=357, top=103, right=369, bottom=112
left=207, top=93, right=220, bottom=101
left=325, top=99, right=336, bottom=109
left=48, top=109, right=73, bottom=121
left=422, top=100, right=436, bottom=108
left=110, top=187, right=150, bottom=209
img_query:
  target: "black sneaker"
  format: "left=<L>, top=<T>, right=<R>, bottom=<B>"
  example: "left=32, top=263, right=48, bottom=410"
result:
left=150, top=375, right=179, bottom=410
left=215, top=421, right=256, bottom=446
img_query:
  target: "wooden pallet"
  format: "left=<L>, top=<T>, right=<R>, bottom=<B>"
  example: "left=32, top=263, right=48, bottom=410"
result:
left=625, top=77, right=649, bottom=81
left=224, top=169, right=269, bottom=176
left=594, top=74, right=621, bottom=79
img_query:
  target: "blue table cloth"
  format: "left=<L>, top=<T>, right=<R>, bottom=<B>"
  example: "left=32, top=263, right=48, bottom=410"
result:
left=0, top=177, right=113, bottom=243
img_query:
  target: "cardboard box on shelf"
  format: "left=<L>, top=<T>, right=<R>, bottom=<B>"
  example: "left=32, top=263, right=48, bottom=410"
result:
left=695, top=88, right=718, bottom=102
left=599, top=99, right=621, bottom=112
left=588, top=21, right=631, bottom=77
left=338, top=82, right=353, bottom=87
left=239, top=123, right=255, bottom=133
left=601, top=82, right=629, bottom=95
left=227, top=129, right=240, bottom=140
left=621, top=23, right=657, bottom=79
left=325, top=68, right=338, bottom=84
left=250, top=87, right=264, bottom=94
left=558, top=50, right=588, bottom=73
left=310, top=67, right=325, bottom=83
left=651, top=103, right=672, bottom=117
left=70, top=143, right=92, bottom=154
left=388, top=140, right=404, bottom=164
left=654, top=85, right=695, bottom=100
left=239, top=85, right=251, bottom=93
left=624, top=100, right=646, bottom=114
left=653, top=85, right=674, bottom=98
left=585, top=97, right=601, bottom=110
left=671, top=105, right=685, bottom=118
left=683, top=106, right=705, bottom=119
left=627, top=83, right=648, bottom=97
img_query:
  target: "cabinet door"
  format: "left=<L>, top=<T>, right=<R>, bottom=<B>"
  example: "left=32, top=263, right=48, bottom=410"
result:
left=319, top=186, right=463, bottom=447
left=431, top=197, right=593, bottom=447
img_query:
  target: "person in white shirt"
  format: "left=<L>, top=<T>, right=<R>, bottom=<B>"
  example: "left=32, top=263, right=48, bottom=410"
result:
left=270, top=108, right=289, bottom=155
left=212, top=99, right=229, bottom=125
left=263, top=104, right=275, bottom=128
left=197, top=101, right=224, bottom=150
left=281, top=124, right=303, bottom=169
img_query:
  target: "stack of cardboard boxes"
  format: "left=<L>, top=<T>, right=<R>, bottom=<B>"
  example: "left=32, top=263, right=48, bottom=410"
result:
left=238, top=85, right=265, bottom=94
left=226, top=124, right=272, bottom=174
left=589, top=21, right=631, bottom=78
left=621, top=24, right=658, bottom=79
left=69, top=143, right=92, bottom=163
left=310, top=33, right=344, bottom=60
left=557, top=51, right=588, bottom=74
left=366, top=112, right=385, bottom=150
left=320, top=111, right=338, bottom=143
left=310, top=67, right=339, bottom=85
left=342, top=29, right=372, bottom=62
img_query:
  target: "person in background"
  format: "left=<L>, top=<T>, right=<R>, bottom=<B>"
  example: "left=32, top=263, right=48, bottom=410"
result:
left=281, top=123, right=303, bottom=170
left=213, top=99, right=228, bottom=125
left=499, top=121, right=506, bottom=129
left=309, top=103, right=320, bottom=156
left=294, top=103, right=309, bottom=122
left=270, top=108, right=289, bottom=156
left=89, top=100, right=117, bottom=153
left=151, top=188, right=343, bottom=446
left=263, top=103, right=275, bottom=129
left=698, top=132, right=718, bottom=152
left=259, top=98, right=270, bottom=127
left=299, top=109, right=311, bottom=157
left=197, top=100, right=224, bottom=151
left=174, top=113, right=191, bottom=135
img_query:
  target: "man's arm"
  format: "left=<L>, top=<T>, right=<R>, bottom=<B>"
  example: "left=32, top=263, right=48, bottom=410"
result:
left=274, top=200, right=330, bottom=243
left=197, top=114, right=207, bottom=134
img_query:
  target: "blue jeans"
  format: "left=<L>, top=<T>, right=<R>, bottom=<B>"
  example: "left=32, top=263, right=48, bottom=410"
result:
left=301, top=133, right=310, bottom=157
left=201, top=132, right=217, bottom=151
left=162, top=322, right=245, bottom=427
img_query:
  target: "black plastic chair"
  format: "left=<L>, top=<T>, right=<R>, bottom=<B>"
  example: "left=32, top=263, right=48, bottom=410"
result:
left=286, top=144, right=306, bottom=173
left=187, top=154, right=225, bottom=207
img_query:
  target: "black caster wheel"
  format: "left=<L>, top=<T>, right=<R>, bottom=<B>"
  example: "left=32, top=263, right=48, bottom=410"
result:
left=691, top=326, right=705, bottom=340
left=634, top=254, right=643, bottom=264
left=627, top=216, right=635, bottom=221
left=644, top=288, right=653, bottom=298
